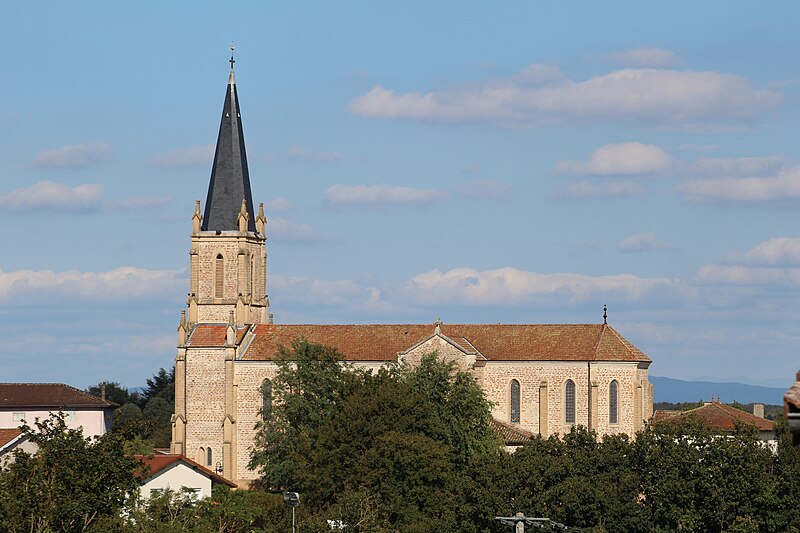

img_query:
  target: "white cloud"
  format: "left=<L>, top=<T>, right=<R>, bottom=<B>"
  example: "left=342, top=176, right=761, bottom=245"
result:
left=744, top=237, right=800, bottom=266
left=697, top=237, right=800, bottom=286
left=463, top=163, right=485, bottom=174
left=618, top=233, right=670, bottom=253
left=555, top=142, right=675, bottom=176
left=692, top=156, right=786, bottom=177
left=349, top=65, right=780, bottom=127
left=268, top=216, right=320, bottom=242
left=697, top=264, right=800, bottom=287
left=325, top=184, right=446, bottom=206
left=606, top=47, right=677, bottom=67
left=270, top=275, right=382, bottom=307
left=33, top=142, right=111, bottom=168
left=557, top=180, right=645, bottom=198
left=678, top=164, right=800, bottom=202
left=0, top=181, right=103, bottom=213
left=287, top=145, right=342, bottom=163
left=403, top=267, right=681, bottom=305
left=148, top=145, right=214, bottom=167
left=0, top=267, right=185, bottom=303
left=267, top=198, right=294, bottom=212
left=453, top=179, right=511, bottom=199
left=108, top=195, right=171, bottom=211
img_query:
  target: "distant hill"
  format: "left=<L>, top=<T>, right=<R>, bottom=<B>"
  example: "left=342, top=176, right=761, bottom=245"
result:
left=651, top=376, right=787, bottom=405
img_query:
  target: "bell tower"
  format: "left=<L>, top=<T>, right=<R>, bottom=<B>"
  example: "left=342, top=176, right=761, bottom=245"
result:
left=185, top=46, right=268, bottom=328
left=172, top=48, right=268, bottom=475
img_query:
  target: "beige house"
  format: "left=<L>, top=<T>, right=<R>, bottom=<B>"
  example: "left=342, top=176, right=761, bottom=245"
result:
left=171, top=57, right=654, bottom=488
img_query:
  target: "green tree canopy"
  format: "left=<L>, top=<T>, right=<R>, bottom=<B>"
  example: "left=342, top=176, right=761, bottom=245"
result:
left=248, top=340, right=501, bottom=532
left=0, top=414, right=141, bottom=532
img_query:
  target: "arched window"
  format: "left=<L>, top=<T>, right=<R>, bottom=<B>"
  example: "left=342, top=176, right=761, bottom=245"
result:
left=215, top=254, right=224, bottom=298
left=207, top=447, right=212, bottom=466
left=609, top=380, right=619, bottom=424
left=197, top=447, right=205, bottom=464
left=261, top=378, right=272, bottom=420
left=510, top=379, right=521, bottom=424
left=565, top=380, right=576, bottom=424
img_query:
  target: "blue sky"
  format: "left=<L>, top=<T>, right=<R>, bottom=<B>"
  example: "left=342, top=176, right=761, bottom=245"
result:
left=2, top=2, right=800, bottom=389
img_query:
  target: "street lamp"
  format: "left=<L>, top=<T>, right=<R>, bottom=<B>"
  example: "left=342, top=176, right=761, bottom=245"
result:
left=495, top=512, right=568, bottom=531
left=282, top=490, right=300, bottom=533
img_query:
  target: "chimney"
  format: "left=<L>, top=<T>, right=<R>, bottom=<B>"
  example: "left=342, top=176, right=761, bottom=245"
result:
left=101, top=383, right=106, bottom=401
left=753, top=403, right=765, bottom=418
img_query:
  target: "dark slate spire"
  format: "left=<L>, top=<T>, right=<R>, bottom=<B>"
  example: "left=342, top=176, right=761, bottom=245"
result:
left=202, top=46, right=256, bottom=232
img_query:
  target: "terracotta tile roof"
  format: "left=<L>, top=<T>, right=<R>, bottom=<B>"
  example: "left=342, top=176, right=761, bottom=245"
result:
left=188, top=324, right=249, bottom=347
left=654, top=402, right=774, bottom=432
left=0, top=428, right=23, bottom=449
left=135, top=454, right=237, bottom=488
left=652, top=410, right=682, bottom=423
left=0, top=383, right=115, bottom=409
left=239, top=323, right=650, bottom=363
left=491, top=418, right=535, bottom=445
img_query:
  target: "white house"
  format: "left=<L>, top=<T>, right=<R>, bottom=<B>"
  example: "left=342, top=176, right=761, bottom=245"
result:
left=136, top=454, right=236, bottom=500
left=0, top=383, right=115, bottom=438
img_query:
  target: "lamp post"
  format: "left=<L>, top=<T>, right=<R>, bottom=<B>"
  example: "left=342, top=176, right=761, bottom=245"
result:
left=495, top=512, right=569, bottom=531
left=282, top=491, right=300, bottom=533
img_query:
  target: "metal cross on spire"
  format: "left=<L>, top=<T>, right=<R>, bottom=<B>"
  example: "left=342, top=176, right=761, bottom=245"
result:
left=229, top=42, right=236, bottom=70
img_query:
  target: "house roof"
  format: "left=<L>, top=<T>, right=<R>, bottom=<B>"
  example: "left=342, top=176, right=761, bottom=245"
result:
left=135, top=454, right=237, bottom=488
left=0, top=428, right=23, bottom=450
left=0, top=383, right=116, bottom=409
left=653, top=402, right=774, bottom=432
left=491, top=419, right=536, bottom=446
left=187, top=324, right=249, bottom=347
left=187, top=322, right=649, bottom=363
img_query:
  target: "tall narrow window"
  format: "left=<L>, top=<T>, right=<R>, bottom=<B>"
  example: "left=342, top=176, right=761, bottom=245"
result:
left=215, top=254, right=224, bottom=298
left=261, top=378, right=272, bottom=420
left=250, top=255, right=255, bottom=296
left=510, top=379, right=521, bottom=424
left=565, top=379, right=576, bottom=424
left=207, top=447, right=213, bottom=467
left=609, top=380, right=619, bottom=424
left=197, top=447, right=205, bottom=464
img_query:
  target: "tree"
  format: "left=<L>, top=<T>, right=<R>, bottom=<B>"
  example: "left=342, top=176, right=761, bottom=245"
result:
left=86, top=381, right=141, bottom=407
left=0, top=413, right=141, bottom=532
left=248, top=341, right=500, bottom=531
left=143, top=367, right=175, bottom=406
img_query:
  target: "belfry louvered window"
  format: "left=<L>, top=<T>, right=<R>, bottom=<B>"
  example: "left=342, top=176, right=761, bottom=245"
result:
left=510, top=379, right=521, bottom=424
left=215, top=254, right=224, bottom=298
left=565, top=380, right=576, bottom=424
left=261, top=378, right=272, bottom=420
left=609, top=380, right=619, bottom=424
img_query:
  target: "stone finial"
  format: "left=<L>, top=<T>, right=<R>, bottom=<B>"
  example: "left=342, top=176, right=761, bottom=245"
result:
left=256, top=202, right=266, bottom=235
left=226, top=310, right=236, bottom=347
left=192, top=200, right=203, bottom=234
left=237, top=199, right=249, bottom=233
left=434, top=316, right=442, bottom=335
left=177, top=310, right=187, bottom=347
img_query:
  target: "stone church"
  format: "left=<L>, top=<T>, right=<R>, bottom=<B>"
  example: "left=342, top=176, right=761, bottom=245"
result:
left=171, top=58, right=654, bottom=487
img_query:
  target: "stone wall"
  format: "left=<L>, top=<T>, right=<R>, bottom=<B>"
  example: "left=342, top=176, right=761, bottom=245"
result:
left=184, top=347, right=227, bottom=471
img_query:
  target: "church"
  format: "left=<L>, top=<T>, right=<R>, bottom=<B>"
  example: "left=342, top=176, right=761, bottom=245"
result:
left=170, top=56, right=654, bottom=488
